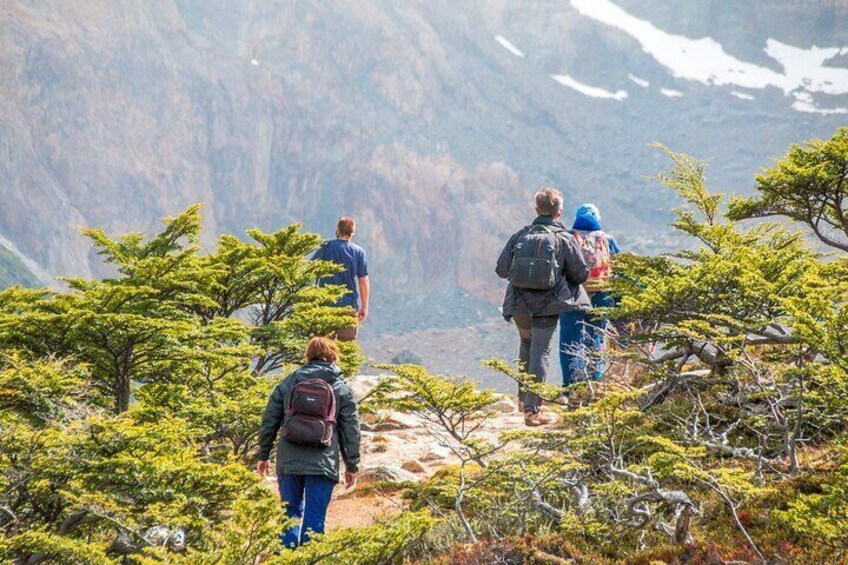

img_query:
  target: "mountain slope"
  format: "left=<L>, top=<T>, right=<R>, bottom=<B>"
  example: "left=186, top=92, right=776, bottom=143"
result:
left=0, top=244, right=39, bottom=289
left=0, top=0, right=846, bottom=309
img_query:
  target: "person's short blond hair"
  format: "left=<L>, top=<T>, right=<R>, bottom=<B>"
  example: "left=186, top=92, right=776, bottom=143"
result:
left=305, top=336, right=341, bottom=364
left=534, top=187, right=563, bottom=217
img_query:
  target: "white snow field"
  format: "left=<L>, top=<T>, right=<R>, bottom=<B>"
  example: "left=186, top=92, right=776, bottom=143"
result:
left=571, top=0, right=848, bottom=113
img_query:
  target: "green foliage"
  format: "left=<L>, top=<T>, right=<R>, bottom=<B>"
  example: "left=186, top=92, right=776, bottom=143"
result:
left=371, top=364, right=499, bottom=432
left=1, top=530, right=118, bottom=565
left=270, top=510, right=437, bottom=565
left=599, top=142, right=848, bottom=562
left=728, top=126, right=848, bottom=251
left=0, top=208, right=366, bottom=563
left=779, top=441, right=848, bottom=554
left=614, top=147, right=825, bottom=354
left=370, top=364, right=501, bottom=471
left=138, top=486, right=290, bottom=565
left=0, top=354, right=92, bottom=424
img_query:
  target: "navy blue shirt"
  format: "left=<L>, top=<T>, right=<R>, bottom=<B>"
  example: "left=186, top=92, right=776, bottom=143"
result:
left=313, top=239, right=369, bottom=309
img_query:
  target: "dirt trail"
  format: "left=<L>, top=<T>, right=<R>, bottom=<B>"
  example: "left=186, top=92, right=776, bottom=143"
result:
left=265, top=375, right=529, bottom=530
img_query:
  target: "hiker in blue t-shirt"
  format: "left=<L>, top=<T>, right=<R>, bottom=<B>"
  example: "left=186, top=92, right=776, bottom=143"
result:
left=312, top=217, right=370, bottom=341
left=560, top=204, right=621, bottom=386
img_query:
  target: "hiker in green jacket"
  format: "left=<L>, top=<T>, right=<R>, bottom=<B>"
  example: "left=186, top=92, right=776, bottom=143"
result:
left=257, top=337, right=361, bottom=548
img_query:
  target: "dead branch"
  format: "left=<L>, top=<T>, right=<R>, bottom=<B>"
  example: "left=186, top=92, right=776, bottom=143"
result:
left=529, top=486, right=564, bottom=524
left=609, top=466, right=698, bottom=545
left=563, top=479, right=592, bottom=515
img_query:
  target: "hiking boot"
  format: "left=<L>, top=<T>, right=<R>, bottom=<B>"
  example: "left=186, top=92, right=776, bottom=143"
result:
left=524, top=410, right=558, bottom=427
left=544, top=394, right=569, bottom=408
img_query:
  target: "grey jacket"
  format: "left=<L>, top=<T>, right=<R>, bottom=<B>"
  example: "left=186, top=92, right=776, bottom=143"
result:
left=496, top=216, right=591, bottom=318
left=258, top=361, right=361, bottom=482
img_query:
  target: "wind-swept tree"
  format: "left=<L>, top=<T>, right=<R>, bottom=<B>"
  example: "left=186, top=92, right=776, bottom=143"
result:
left=729, top=126, right=848, bottom=251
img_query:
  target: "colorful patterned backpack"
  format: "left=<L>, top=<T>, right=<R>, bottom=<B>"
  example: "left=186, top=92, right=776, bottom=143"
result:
left=573, top=230, right=611, bottom=293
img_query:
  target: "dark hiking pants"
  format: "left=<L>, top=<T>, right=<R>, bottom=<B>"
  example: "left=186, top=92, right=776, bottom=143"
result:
left=278, top=473, right=336, bottom=548
left=514, top=315, right=558, bottom=413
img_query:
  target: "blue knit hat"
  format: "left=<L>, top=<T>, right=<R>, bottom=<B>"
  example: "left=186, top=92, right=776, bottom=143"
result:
left=573, top=203, right=602, bottom=231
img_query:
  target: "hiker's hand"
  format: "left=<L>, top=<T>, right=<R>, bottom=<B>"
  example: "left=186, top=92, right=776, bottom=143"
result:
left=344, top=471, right=357, bottom=489
left=357, top=307, right=368, bottom=322
left=256, top=460, right=271, bottom=477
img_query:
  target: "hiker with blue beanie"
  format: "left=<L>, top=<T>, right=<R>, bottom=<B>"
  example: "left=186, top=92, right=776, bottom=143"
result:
left=560, top=204, right=621, bottom=386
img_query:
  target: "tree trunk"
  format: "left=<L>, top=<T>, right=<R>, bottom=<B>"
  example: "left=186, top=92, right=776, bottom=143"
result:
left=115, top=376, right=131, bottom=413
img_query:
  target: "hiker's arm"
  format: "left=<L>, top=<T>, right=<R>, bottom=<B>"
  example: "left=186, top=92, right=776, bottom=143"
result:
left=358, top=276, right=370, bottom=321
left=608, top=235, right=621, bottom=255
left=337, top=386, right=361, bottom=474
left=563, top=236, right=589, bottom=286
left=257, top=383, right=286, bottom=463
left=357, top=250, right=369, bottom=321
left=495, top=232, right=519, bottom=279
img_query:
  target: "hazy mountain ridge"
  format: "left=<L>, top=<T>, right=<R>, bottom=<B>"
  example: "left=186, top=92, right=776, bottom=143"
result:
left=1, top=0, right=846, bottom=310
left=0, top=244, right=39, bottom=289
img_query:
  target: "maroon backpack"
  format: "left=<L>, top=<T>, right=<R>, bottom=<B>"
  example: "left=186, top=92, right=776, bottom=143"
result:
left=283, top=378, right=337, bottom=447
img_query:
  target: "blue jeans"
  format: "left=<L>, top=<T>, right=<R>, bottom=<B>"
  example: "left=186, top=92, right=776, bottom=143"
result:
left=278, top=474, right=336, bottom=548
left=559, top=291, right=615, bottom=386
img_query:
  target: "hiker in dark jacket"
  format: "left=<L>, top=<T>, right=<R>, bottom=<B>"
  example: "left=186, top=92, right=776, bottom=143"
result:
left=496, top=187, right=590, bottom=426
left=257, top=337, right=361, bottom=548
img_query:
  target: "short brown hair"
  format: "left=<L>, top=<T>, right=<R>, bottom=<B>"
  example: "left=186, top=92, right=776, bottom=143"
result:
left=305, top=336, right=341, bottom=364
left=336, top=217, right=356, bottom=237
left=534, top=187, right=563, bottom=217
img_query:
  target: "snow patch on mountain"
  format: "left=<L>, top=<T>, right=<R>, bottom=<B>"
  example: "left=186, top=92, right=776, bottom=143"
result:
left=731, top=91, right=755, bottom=101
left=791, top=92, right=848, bottom=115
left=661, top=88, right=683, bottom=98
left=494, top=36, right=525, bottom=58
left=571, top=0, right=848, bottom=110
left=765, top=39, right=848, bottom=96
left=551, top=74, right=628, bottom=100
left=628, top=74, right=650, bottom=88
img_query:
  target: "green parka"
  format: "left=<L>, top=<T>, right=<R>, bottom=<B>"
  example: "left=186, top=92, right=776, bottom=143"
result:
left=258, top=361, right=361, bottom=482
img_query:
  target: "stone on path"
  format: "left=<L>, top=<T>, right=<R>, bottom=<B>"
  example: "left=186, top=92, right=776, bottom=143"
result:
left=358, top=465, right=420, bottom=485
left=371, top=411, right=420, bottom=431
left=490, top=396, right=517, bottom=414
left=401, top=460, right=428, bottom=474
left=420, top=446, right=449, bottom=461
